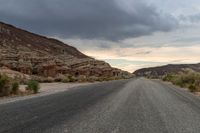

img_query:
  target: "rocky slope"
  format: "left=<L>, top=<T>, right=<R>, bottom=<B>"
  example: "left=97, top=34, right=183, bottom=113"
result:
left=134, top=63, right=200, bottom=78
left=0, top=22, right=131, bottom=81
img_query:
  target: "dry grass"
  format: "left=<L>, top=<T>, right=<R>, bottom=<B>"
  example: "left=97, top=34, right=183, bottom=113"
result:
left=163, top=69, right=200, bottom=92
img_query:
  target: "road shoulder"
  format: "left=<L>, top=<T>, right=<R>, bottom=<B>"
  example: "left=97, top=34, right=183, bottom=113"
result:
left=0, top=82, right=92, bottom=105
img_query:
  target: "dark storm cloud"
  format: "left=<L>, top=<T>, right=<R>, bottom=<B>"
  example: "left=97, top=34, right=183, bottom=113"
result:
left=0, top=0, right=178, bottom=41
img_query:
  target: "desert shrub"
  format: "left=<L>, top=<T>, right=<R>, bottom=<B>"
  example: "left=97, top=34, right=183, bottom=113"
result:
left=62, top=75, right=77, bottom=83
left=87, top=76, right=99, bottom=82
left=188, top=84, right=197, bottom=92
left=96, top=77, right=104, bottom=82
left=162, top=70, right=200, bottom=92
left=68, top=75, right=77, bottom=82
left=62, top=76, right=70, bottom=83
left=12, top=81, right=19, bottom=94
left=77, top=75, right=87, bottom=82
left=0, top=74, right=12, bottom=96
left=163, top=74, right=174, bottom=81
left=26, top=80, right=40, bottom=94
left=180, top=72, right=196, bottom=85
left=97, top=77, right=116, bottom=82
left=172, top=76, right=185, bottom=87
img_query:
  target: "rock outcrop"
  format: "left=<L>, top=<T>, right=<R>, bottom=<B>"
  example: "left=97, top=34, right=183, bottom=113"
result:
left=134, top=63, right=200, bottom=78
left=0, top=22, right=132, bottom=81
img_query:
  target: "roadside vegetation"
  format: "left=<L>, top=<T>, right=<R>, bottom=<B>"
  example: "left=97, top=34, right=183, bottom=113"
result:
left=162, top=69, right=200, bottom=92
left=26, top=80, right=40, bottom=94
left=0, top=71, right=128, bottom=98
left=62, top=75, right=77, bottom=83
left=0, top=74, right=40, bottom=97
left=30, top=74, right=124, bottom=83
left=12, top=81, right=19, bottom=94
left=0, top=74, right=20, bottom=96
left=61, top=74, right=124, bottom=83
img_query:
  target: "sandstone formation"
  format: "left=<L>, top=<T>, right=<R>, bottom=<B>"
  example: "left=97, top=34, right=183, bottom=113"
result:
left=0, top=22, right=132, bottom=81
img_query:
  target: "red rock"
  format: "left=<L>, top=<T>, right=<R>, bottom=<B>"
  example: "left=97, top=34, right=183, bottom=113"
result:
left=0, top=22, right=132, bottom=80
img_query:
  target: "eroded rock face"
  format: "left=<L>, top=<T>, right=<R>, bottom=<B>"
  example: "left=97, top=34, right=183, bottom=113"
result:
left=0, top=22, right=132, bottom=80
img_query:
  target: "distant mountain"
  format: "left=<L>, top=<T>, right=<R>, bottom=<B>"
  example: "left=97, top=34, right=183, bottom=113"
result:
left=133, top=63, right=200, bottom=78
left=0, top=22, right=131, bottom=81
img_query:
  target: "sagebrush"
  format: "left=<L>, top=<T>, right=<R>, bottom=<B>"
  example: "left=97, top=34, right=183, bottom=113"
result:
left=163, top=70, right=200, bottom=92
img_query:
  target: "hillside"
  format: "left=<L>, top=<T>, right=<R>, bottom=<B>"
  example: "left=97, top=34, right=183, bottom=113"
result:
left=134, top=63, right=200, bottom=78
left=0, top=22, right=131, bottom=82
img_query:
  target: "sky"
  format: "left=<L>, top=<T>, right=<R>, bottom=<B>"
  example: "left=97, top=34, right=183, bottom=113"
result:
left=0, top=0, right=200, bottom=72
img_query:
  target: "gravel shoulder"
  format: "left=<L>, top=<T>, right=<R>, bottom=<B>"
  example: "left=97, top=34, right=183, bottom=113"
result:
left=0, top=82, right=92, bottom=105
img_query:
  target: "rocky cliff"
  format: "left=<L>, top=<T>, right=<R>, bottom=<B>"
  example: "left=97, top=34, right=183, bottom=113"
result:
left=0, top=22, right=131, bottom=81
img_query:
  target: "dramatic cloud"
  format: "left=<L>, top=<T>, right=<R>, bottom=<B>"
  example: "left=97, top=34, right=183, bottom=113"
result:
left=0, top=0, right=199, bottom=72
left=0, top=0, right=178, bottom=41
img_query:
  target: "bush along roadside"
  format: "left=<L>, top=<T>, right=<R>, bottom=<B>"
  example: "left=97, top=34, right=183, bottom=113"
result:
left=162, top=70, right=200, bottom=92
left=26, top=80, right=40, bottom=94
left=11, top=81, right=19, bottom=95
left=0, top=74, right=20, bottom=97
left=62, top=75, right=77, bottom=83
left=0, top=74, right=41, bottom=97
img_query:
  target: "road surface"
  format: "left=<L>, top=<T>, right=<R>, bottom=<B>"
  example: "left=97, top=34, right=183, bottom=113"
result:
left=1, top=78, right=200, bottom=133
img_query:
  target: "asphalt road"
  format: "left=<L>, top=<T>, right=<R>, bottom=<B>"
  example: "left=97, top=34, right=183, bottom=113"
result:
left=1, top=78, right=200, bottom=133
